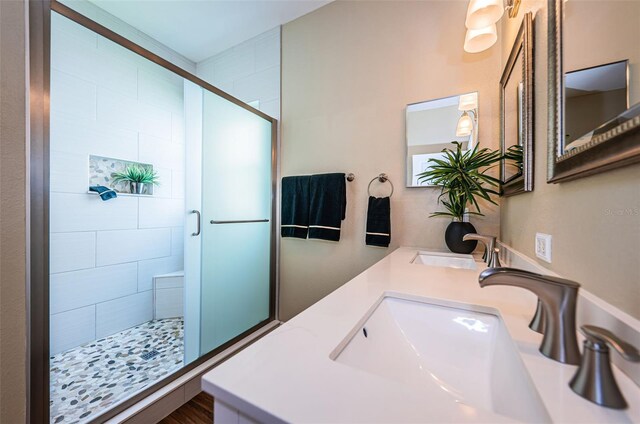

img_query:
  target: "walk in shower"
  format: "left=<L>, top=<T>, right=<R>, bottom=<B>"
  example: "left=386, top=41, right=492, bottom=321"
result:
left=47, top=6, right=275, bottom=423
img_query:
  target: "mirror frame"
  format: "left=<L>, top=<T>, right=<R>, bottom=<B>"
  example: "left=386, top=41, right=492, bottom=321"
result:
left=548, top=0, right=640, bottom=183
left=500, top=12, right=534, bottom=196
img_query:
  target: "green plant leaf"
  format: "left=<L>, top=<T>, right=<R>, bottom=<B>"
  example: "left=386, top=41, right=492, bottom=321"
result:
left=111, top=164, right=160, bottom=185
left=416, top=141, right=502, bottom=219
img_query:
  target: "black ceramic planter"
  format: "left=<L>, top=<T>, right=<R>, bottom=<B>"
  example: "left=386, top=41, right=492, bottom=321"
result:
left=445, top=221, right=477, bottom=254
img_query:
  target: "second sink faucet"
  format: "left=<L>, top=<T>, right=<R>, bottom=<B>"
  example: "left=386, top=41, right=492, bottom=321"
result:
left=479, top=267, right=581, bottom=365
left=462, top=233, right=501, bottom=267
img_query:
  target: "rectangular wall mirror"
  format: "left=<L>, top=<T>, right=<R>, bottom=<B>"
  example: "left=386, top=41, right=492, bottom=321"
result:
left=500, top=12, right=534, bottom=196
left=406, top=92, right=478, bottom=187
left=548, top=0, right=640, bottom=182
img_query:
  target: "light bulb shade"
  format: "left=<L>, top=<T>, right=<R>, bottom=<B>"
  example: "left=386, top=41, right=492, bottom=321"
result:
left=458, top=92, right=478, bottom=111
left=456, top=112, right=474, bottom=137
left=465, top=0, right=504, bottom=29
left=464, top=24, right=498, bottom=53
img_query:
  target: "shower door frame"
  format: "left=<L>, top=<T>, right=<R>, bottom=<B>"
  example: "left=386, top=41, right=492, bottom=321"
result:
left=28, top=1, right=279, bottom=422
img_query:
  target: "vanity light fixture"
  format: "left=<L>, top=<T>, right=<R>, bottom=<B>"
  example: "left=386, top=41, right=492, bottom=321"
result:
left=465, top=0, right=504, bottom=30
left=456, top=92, right=478, bottom=139
left=456, top=112, right=474, bottom=137
left=463, top=24, right=498, bottom=53
left=463, top=0, right=521, bottom=53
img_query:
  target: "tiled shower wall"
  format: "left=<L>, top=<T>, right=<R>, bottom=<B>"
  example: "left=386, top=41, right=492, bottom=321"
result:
left=49, top=13, right=188, bottom=355
left=196, top=27, right=281, bottom=120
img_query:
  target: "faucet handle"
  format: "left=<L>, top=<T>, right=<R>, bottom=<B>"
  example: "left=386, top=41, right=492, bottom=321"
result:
left=581, top=325, right=640, bottom=361
left=570, top=325, right=640, bottom=409
left=487, top=247, right=501, bottom=268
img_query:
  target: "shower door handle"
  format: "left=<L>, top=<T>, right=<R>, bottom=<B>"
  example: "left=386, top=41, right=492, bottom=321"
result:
left=191, top=210, right=201, bottom=236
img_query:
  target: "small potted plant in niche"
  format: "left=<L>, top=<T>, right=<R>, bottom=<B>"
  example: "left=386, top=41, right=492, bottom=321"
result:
left=111, top=164, right=159, bottom=195
left=417, top=142, right=502, bottom=254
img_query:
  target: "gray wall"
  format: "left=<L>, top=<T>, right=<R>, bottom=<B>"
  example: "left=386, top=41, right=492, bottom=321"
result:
left=0, top=0, right=28, bottom=421
left=500, top=0, right=640, bottom=319
left=279, top=0, right=502, bottom=320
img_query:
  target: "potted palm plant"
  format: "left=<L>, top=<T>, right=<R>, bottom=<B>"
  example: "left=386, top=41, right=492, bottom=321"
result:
left=417, top=142, right=502, bottom=254
left=111, top=164, right=159, bottom=195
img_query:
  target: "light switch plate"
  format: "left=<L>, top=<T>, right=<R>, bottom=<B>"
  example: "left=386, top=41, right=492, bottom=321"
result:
left=535, top=233, right=552, bottom=263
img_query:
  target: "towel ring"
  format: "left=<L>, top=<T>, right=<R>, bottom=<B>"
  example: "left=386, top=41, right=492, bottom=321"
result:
left=367, top=173, right=394, bottom=197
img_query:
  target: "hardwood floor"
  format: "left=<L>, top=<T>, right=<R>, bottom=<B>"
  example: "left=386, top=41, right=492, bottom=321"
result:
left=159, top=392, right=214, bottom=424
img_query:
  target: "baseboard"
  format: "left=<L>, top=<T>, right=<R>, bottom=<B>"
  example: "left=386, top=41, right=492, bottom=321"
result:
left=104, top=321, right=282, bottom=423
left=498, top=241, right=640, bottom=387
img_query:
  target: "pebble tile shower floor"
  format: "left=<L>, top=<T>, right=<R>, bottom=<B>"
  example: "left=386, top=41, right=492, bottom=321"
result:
left=50, top=318, right=184, bottom=423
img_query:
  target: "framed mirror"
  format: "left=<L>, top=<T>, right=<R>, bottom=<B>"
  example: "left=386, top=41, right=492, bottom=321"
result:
left=500, top=12, right=534, bottom=196
left=406, top=92, right=478, bottom=187
left=548, top=0, right=640, bottom=182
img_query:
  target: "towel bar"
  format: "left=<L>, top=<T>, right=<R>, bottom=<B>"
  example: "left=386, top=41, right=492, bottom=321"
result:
left=367, top=173, right=394, bottom=197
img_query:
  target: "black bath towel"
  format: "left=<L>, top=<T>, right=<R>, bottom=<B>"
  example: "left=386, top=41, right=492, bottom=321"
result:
left=365, top=196, right=391, bottom=247
left=89, top=185, right=117, bottom=201
left=281, top=176, right=311, bottom=238
left=308, top=173, right=346, bottom=242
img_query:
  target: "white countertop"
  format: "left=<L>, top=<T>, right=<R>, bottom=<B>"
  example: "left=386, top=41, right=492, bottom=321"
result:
left=202, top=247, right=640, bottom=423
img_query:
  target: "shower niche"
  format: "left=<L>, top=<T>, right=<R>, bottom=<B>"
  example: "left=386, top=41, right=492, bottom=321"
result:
left=88, top=155, right=156, bottom=196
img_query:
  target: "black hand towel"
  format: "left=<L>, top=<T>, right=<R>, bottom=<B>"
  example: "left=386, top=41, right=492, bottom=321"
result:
left=308, top=173, right=346, bottom=242
left=89, top=185, right=117, bottom=201
left=281, top=176, right=311, bottom=238
left=365, top=196, right=391, bottom=247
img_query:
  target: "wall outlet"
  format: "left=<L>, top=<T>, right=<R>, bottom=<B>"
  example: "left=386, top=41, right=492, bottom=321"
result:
left=535, top=233, right=552, bottom=263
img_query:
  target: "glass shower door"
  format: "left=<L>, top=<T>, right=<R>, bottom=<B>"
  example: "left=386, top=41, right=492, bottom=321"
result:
left=199, top=91, right=273, bottom=355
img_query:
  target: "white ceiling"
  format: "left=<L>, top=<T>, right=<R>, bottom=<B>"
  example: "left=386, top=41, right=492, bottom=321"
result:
left=88, top=0, right=332, bottom=63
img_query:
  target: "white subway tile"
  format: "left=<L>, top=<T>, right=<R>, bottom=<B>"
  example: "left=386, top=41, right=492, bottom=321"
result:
left=232, top=66, right=280, bottom=106
left=153, top=167, right=172, bottom=198
left=51, top=28, right=98, bottom=81
left=96, top=87, right=139, bottom=132
left=50, top=112, right=138, bottom=161
left=50, top=150, right=89, bottom=194
left=138, top=133, right=185, bottom=170
left=136, top=55, right=186, bottom=86
left=154, top=275, right=183, bottom=290
left=216, top=80, right=234, bottom=95
left=212, top=44, right=255, bottom=85
left=52, top=13, right=98, bottom=46
left=138, top=198, right=185, bottom=229
left=171, top=113, right=185, bottom=145
left=94, top=31, right=138, bottom=67
left=50, top=232, right=96, bottom=274
left=171, top=171, right=185, bottom=199
left=138, top=69, right=184, bottom=115
left=171, top=227, right=185, bottom=257
left=50, top=262, right=138, bottom=314
left=50, top=70, right=97, bottom=121
left=154, top=287, right=183, bottom=319
left=137, top=255, right=183, bottom=292
left=96, top=228, right=171, bottom=266
left=50, top=193, right=138, bottom=233
left=138, top=102, right=173, bottom=141
left=260, top=99, right=280, bottom=120
left=255, top=29, right=280, bottom=72
left=96, top=291, right=153, bottom=338
left=95, top=51, right=138, bottom=96
left=196, top=61, right=215, bottom=86
left=50, top=305, right=96, bottom=355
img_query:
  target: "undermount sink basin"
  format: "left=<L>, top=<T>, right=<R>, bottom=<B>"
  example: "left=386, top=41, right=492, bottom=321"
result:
left=331, top=294, right=550, bottom=423
left=411, top=251, right=477, bottom=270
